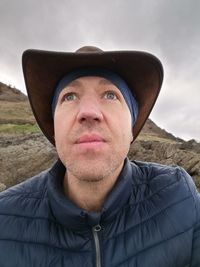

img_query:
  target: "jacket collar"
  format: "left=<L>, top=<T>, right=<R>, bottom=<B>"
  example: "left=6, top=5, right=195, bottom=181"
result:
left=47, top=158, right=133, bottom=230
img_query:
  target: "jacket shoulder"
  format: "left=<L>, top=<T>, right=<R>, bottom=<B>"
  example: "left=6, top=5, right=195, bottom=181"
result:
left=0, top=169, right=50, bottom=218
left=130, top=160, right=200, bottom=220
left=131, top=160, right=198, bottom=196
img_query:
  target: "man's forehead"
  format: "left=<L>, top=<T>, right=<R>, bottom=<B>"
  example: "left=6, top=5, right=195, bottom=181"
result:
left=65, top=76, right=114, bottom=88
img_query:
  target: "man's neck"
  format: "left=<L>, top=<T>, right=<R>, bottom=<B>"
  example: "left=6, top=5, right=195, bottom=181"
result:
left=63, top=165, right=123, bottom=212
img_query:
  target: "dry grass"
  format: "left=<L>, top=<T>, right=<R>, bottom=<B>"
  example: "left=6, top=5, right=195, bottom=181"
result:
left=138, top=133, right=178, bottom=144
left=0, top=101, right=35, bottom=124
left=0, top=100, right=40, bottom=135
left=0, top=123, right=40, bottom=134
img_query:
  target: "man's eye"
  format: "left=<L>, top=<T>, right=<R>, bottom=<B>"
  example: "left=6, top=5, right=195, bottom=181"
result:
left=104, top=91, right=117, bottom=100
left=64, top=93, right=77, bottom=101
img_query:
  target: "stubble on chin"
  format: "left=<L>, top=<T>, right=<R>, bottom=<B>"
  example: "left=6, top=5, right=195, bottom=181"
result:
left=65, top=161, right=110, bottom=183
left=64, top=153, right=125, bottom=185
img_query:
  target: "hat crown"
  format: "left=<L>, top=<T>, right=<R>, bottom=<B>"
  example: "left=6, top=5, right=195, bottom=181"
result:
left=75, top=46, right=103, bottom=53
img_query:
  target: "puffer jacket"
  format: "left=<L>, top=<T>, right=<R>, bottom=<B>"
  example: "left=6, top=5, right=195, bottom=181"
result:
left=0, top=158, right=200, bottom=267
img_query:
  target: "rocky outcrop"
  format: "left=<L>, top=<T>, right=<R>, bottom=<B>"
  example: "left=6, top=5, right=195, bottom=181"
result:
left=129, top=138, right=200, bottom=190
left=0, top=183, right=6, bottom=192
left=0, top=134, right=57, bottom=188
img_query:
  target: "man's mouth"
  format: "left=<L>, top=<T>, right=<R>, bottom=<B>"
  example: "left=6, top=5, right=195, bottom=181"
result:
left=75, top=134, right=106, bottom=149
left=76, top=134, right=105, bottom=144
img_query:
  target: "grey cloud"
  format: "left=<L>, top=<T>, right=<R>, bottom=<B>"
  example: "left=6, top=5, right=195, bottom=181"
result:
left=0, top=0, right=199, bottom=140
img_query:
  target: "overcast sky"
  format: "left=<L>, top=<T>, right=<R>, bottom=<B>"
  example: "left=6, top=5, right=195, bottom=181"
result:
left=0, top=0, right=199, bottom=141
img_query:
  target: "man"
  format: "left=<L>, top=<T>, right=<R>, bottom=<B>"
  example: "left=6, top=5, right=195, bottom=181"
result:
left=0, top=46, right=199, bottom=267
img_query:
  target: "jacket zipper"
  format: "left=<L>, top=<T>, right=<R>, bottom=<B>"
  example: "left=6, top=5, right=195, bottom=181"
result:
left=92, top=224, right=102, bottom=267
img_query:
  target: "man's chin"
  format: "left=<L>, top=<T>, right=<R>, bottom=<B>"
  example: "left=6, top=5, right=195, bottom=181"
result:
left=70, top=150, right=108, bottom=164
left=66, top=160, right=112, bottom=183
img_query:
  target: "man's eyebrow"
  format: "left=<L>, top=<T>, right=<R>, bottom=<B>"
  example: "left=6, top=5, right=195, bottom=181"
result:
left=65, top=80, right=82, bottom=88
left=62, top=78, right=114, bottom=90
left=99, top=78, right=114, bottom=86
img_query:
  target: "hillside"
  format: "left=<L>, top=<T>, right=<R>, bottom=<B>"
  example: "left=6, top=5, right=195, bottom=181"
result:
left=0, top=82, right=199, bottom=191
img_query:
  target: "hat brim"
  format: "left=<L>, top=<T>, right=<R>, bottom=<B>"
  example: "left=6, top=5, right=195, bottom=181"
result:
left=22, top=49, right=164, bottom=145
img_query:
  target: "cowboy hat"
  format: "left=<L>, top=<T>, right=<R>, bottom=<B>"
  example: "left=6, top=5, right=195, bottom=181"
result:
left=22, top=46, right=164, bottom=145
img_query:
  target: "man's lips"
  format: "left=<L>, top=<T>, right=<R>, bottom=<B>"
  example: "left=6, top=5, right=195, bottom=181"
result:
left=73, top=134, right=107, bottom=152
left=75, top=134, right=105, bottom=144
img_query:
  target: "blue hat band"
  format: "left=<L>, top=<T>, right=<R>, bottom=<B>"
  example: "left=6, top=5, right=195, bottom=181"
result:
left=52, top=68, right=138, bottom=124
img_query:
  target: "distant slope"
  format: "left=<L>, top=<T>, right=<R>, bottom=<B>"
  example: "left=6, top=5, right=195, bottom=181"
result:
left=141, top=119, right=181, bottom=142
left=0, top=82, right=27, bottom=102
left=0, top=82, right=38, bottom=133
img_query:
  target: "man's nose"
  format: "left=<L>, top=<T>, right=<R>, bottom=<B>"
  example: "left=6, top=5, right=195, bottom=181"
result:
left=76, top=97, right=103, bottom=124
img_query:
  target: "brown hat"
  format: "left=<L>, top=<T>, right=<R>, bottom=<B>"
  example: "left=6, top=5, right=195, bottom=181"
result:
left=22, top=46, right=163, bottom=145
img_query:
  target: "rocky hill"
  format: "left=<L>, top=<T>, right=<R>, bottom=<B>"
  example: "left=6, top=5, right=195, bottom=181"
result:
left=0, top=82, right=200, bottom=191
left=0, top=82, right=27, bottom=102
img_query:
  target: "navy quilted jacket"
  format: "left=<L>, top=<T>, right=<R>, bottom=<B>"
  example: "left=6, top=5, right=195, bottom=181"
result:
left=0, top=159, right=200, bottom=267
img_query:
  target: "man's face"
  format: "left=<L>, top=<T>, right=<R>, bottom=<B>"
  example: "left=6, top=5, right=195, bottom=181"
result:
left=54, top=76, right=133, bottom=182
